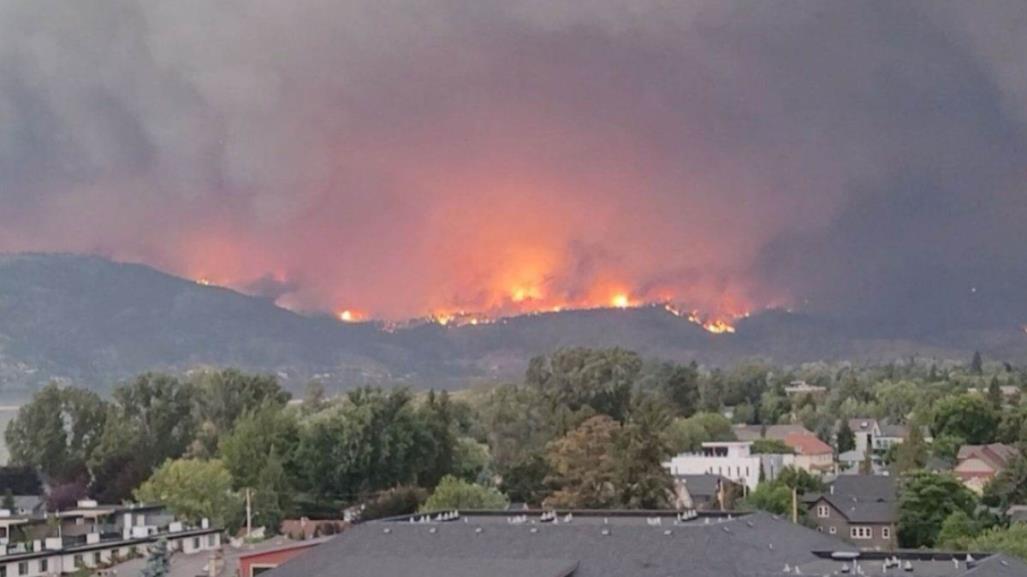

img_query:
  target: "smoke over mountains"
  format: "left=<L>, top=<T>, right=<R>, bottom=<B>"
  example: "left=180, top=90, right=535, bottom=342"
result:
left=1, top=2, right=1026, bottom=329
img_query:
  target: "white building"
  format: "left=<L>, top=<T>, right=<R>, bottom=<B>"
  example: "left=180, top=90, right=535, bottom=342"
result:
left=664, top=442, right=788, bottom=491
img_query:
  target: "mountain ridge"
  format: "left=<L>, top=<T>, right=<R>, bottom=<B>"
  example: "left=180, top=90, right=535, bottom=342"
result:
left=0, top=253, right=1024, bottom=396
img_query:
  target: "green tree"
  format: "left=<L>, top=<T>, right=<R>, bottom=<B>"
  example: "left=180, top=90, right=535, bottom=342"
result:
left=930, top=395, right=999, bottom=445
left=666, top=412, right=735, bottom=454
left=544, top=415, right=619, bottom=508
left=2, top=490, right=15, bottom=512
left=970, top=351, right=984, bottom=375
left=135, top=459, right=241, bottom=528
left=982, top=453, right=1027, bottom=511
left=89, top=373, right=199, bottom=501
left=5, top=384, right=108, bottom=483
left=893, top=424, right=928, bottom=474
left=898, top=471, right=977, bottom=548
left=966, top=523, right=1027, bottom=562
left=251, top=448, right=291, bottom=533
left=420, top=476, right=508, bottom=512
left=937, top=511, right=981, bottom=550
left=526, top=348, right=641, bottom=421
left=836, top=420, right=855, bottom=454
left=640, top=361, right=699, bottom=417
left=614, top=397, right=674, bottom=508
left=142, top=538, right=170, bottom=577
left=987, top=377, right=1003, bottom=409
left=192, top=369, right=290, bottom=447
left=219, top=404, right=300, bottom=490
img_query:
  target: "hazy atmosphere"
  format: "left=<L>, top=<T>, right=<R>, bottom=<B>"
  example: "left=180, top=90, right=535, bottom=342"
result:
left=2, top=1, right=1025, bottom=330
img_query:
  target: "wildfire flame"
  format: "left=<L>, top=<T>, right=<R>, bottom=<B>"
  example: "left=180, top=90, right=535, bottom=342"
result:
left=338, top=310, right=361, bottom=322
left=611, top=293, right=631, bottom=309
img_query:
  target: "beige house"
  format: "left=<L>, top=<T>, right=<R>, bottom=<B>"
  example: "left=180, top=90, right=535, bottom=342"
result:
left=783, top=432, right=834, bottom=474
left=954, top=443, right=1018, bottom=494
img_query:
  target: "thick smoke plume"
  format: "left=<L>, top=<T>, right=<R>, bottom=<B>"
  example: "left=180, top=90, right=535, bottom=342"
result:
left=1, top=1, right=1025, bottom=327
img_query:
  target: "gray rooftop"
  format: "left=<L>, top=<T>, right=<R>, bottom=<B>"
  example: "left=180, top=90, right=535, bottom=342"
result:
left=263, top=510, right=1027, bottom=577
left=831, top=475, right=896, bottom=502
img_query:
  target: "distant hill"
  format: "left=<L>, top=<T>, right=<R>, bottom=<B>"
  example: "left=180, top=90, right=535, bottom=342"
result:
left=0, top=253, right=1024, bottom=396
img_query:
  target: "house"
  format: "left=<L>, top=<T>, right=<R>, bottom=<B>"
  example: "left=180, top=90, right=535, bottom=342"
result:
left=954, top=443, right=1019, bottom=494
left=806, top=475, right=898, bottom=551
left=0, top=500, right=221, bottom=575
left=280, top=518, right=348, bottom=540
left=260, top=508, right=1027, bottom=577
left=1007, top=505, right=1027, bottom=524
left=732, top=424, right=813, bottom=442
left=847, top=419, right=881, bottom=460
left=782, top=432, right=834, bottom=475
left=665, top=442, right=787, bottom=491
left=671, top=474, right=741, bottom=511
left=783, top=381, right=828, bottom=398
left=875, top=423, right=932, bottom=453
left=238, top=538, right=329, bottom=577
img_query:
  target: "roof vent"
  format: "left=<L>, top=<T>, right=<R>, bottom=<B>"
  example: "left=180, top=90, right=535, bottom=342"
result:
left=563, top=513, right=573, bottom=523
left=474, top=527, right=483, bottom=534
left=663, top=529, right=673, bottom=536
left=721, top=526, right=731, bottom=534
left=382, top=528, right=391, bottom=534
left=428, top=527, right=437, bottom=534
left=903, top=560, right=913, bottom=572
left=529, top=527, right=539, bottom=534
left=601, top=528, right=611, bottom=536
left=840, top=563, right=850, bottom=574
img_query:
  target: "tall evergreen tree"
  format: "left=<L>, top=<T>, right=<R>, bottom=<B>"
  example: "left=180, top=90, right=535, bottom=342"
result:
left=970, top=351, right=984, bottom=375
left=142, top=538, right=170, bottom=577
left=836, top=420, right=856, bottom=453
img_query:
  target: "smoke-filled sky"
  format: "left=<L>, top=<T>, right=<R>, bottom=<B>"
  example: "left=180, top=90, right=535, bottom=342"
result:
left=1, top=1, right=1026, bottom=326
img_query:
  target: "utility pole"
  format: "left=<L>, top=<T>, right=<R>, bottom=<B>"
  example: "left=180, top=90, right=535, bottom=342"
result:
left=245, top=488, right=253, bottom=538
left=791, top=486, right=798, bottom=524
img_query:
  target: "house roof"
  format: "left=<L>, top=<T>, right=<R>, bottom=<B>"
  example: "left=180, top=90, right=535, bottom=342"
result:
left=817, top=495, right=897, bottom=524
left=847, top=419, right=879, bottom=433
left=830, top=475, right=896, bottom=502
left=956, top=444, right=1018, bottom=470
left=783, top=433, right=833, bottom=456
left=1007, top=505, right=1027, bottom=523
left=264, top=510, right=1026, bottom=577
left=878, top=424, right=908, bottom=438
left=733, top=424, right=812, bottom=442
left=265, top=511, right=856, bottom=577
left=674, top=475, right=732, bottom=498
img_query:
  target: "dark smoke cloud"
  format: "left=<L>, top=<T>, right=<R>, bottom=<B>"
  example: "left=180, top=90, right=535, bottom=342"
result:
left=0, top=1, right=1025, bottom=326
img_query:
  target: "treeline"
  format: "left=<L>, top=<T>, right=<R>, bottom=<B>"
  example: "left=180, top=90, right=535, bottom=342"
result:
left=4, top=349, right=1026, bottom=554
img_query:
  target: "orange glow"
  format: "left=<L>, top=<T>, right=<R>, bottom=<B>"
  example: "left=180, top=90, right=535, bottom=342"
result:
left=338, top=310, right=361, bottom=322
left=611, top=294, right=631, bottom=309
left=196, top=277, right=213, bottom=286
left=702, top=319, right=736, bottom=334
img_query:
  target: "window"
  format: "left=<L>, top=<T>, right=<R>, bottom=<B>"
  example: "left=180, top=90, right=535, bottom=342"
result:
left=17, top=562, right=26, bottom=576
left=74, top=555, right=84, bottom=568
left=882, top=526, right=891, bottom=539
left=94, top=552, right=102, bottom=565
left=193, top=537, right=201, bottom=550
left=39, top=560, right=47, bottom=573
left=1, top=564, right=7, bottom=577
left=208, top=534, right=216, bottom=547
left=850, top=526, right=873, bottom=540
left=251, top=567, right=276, bottom=577
left=817, top=505, right=830, bottom=518
left=829, top=527, right=837, bottom=535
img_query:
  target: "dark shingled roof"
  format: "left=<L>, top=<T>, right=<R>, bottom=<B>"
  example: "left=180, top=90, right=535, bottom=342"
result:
left=266, top=512, right=854, bottom=577
left=831, top=475, right=897, bottom=502
left=264, top=510, right=1027, bottom=577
